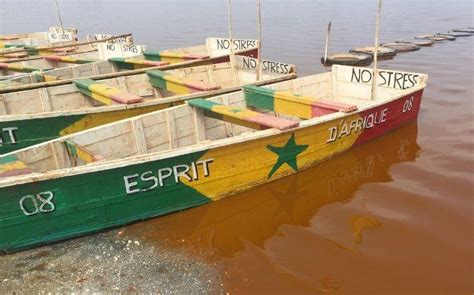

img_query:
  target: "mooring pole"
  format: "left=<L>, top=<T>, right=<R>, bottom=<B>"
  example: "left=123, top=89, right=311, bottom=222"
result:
left=54, top=0, right=65, bottom=33
left=371, top=0, right=382, bottom=100
left=228, top=0, right=238, bottom=83
left=256, top=0, right=262, bottom=81
left=323, top=21, right=331, bottom=66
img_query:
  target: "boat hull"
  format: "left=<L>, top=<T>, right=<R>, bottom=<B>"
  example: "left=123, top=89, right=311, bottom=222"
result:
left=0, top=89, right=423, bottom=253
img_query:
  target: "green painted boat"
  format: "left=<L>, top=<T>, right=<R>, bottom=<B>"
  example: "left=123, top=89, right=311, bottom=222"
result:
left=0, top=55, right=295, bottom=154
left=0, top=65, right=428, bottom=253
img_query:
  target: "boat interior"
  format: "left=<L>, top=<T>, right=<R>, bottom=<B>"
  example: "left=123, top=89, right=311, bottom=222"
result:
left=0, top=65, right=427, bottom=180
left=0, top=56, right=292, bottom=116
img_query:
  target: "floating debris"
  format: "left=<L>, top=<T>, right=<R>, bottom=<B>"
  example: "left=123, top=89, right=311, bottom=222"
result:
left=321, top=53, right=372, bottom=66
left=381, top=42, right=420, bottom=52
left=349, top=46, right=396, bottom=58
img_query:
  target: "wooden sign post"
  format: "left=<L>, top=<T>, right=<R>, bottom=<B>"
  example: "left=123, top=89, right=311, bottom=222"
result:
left=256, top=0, right=262, bottom=81
left=323, top=21, right=332, bottom=65
left=371, top=0, right=383, bottom=100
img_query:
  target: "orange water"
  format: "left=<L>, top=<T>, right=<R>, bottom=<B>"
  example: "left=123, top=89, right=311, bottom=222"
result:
left=1, top=0, right=473, bottom=294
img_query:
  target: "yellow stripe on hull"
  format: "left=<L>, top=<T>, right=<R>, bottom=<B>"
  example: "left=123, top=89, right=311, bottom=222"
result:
left=182, top=113, right=362, bottom=201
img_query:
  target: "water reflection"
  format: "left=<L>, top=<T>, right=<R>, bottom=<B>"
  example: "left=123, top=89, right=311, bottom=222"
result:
left=123, top=122, right=421, bottom=257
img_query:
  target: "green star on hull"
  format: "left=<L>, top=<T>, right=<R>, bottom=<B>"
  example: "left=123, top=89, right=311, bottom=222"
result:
left=267, top=134, right=308, bottom=178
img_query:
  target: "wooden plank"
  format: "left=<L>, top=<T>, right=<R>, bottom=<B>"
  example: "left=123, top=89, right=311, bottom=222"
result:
left=64, top=139, right=102, bottom=163
left=147, top=70, right=221, bottom=95
left=244, top=85, right=357, bottom=119
left=130, top=119, right=148, bottom=155
left=187, top=98, right=299, bottom=130
left=221, top=96, right=234, bottom=137
left=38, top=87, right=53, bottom=112
left=193, top=108, right=207, bottom=142
left=50, top=141, right=70, bottom=169
left=0, top=96, right=8, bottom=114
left=92, top=63, right=100, bottom=75
left=166, top=110, right=178, bottom=148
left=73, top=78, right=143, bottom=105
left=116, top=76, right=129, bottom=92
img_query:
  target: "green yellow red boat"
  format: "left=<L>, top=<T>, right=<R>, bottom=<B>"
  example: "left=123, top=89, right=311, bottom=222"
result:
left=0, top=65, right=427, bottom=253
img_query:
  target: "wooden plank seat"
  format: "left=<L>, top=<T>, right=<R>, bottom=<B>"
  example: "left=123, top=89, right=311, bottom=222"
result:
left=73, top=78, right=144, bottom=105
left=34, top=73, right=61, bottom=82
left=25, top=45, right=76, bottom=56
left=108, top=57, right=169, bottom=70
left=2, top=52, right=28, bottom=58
left=0, top=36, right=19, bottom=41
left=144, top=50, right=209, bottom=63
left=187, top=98, right=299, bottom=130
left=0, top=155, right=33, bottom=178
left=64, top=140, right=102, bottom=163
left=44, top=55, right=96, bottom=64
left=243, top=85, right=357, bottom=119
left=147, top=70, right=221, bottom=95
left=0, top=62, right=46, bottom=73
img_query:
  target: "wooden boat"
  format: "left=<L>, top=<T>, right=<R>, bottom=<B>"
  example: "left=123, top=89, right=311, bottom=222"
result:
left=381, top=42, right=420, bottom=53
left=321, top=53, right=372, bottom=66
left=0, top=65, right=428, bottom=253
left=349, top=46, right=396, bottom=59
left=0, top=37, right=259, bottom=92
left=0, top=27, right=78, bottom=47
left=396, top=39, right=434, bottom=47
left=415, top=35, right=448, bottom=42
left=0, top=56, right=294, bottom=154
left=0, top=33, right=132, bottom=62
left=0, top=55, right=98, bottom=81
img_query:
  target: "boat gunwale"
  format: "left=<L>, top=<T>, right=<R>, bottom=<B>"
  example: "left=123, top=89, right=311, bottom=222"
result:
left=0, top=74, right=427, bottom=188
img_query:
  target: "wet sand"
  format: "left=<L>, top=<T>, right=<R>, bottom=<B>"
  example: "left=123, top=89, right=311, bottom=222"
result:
left=0, top=230, right=223, bottom=293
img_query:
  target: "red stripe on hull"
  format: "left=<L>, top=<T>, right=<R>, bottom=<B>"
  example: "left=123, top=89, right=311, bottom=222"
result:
left=354, top=89, right=424, bottom=146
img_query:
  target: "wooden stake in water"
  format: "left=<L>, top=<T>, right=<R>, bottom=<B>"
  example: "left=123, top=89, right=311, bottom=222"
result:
left=54, top=0, right=65, bottom=33
left=323, top=21, right=331, bottom=66
left=228, top=0, right=238, bottom=83
left=256, top=0, right=262, bottom=81
left=371, top=0, right=382, bottom=100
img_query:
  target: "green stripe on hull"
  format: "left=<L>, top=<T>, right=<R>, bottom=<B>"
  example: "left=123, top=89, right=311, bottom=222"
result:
left=0, top=115, right=86, bottom=154
left=24, top=46, right=39, bottom=56
left=143, top=50, right=162, bottom=61
left=109, top=57, right=136, bottom=70
left=146, top=70, right=168, bottom=90
left=0, top=105, right=169, bottom=155
left=0, top=150, right=211, bottom=253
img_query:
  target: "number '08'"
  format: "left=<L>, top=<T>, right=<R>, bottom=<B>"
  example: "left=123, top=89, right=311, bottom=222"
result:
left=19, top=191, right=56, bottom=216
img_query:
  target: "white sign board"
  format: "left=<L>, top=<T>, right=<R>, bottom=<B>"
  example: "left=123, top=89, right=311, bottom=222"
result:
left=333, top=65, right=428, bottom=90
left=236, top=56, right=295, bottom=75
left=94, top=34, right=129, bottom=44
left=206, top=38, right=259, bottom=57
left=97, top=42, right=146, bottom=59
left=48, top=26, right=77, bottom=35
left=47, top=32, right=74, bottom=43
